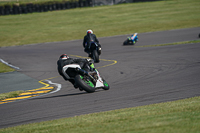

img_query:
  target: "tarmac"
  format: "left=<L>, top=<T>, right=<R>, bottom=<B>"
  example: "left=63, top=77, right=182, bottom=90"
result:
left=0, top=71, right=44, bottom=94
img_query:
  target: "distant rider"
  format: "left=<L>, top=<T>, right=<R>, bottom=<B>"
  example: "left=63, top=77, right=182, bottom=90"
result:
left=130, top=33, right=138, bottom=44
left=57, top=54, right=93, bottom=89
left=83, top=29, right=101, bottom=57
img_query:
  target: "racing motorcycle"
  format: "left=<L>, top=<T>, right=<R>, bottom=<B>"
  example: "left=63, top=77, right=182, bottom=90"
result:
left=62, top=61, right=109, bottom=93
left=123, top=33, right=138, bottom=45
left=88, top=42, right=101, bottom=63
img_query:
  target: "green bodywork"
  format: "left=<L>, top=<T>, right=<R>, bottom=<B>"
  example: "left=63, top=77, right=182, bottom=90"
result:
left=104, top=81, right=109, bottom=87
left=80, top=75, right=95, bottom=87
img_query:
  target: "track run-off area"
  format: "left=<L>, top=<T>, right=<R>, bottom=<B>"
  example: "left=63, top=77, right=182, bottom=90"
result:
left=0, top=27, right=200, bottom=128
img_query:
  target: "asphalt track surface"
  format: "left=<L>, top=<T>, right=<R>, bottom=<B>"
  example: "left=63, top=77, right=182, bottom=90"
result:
left=0, top=27, right=200, bottom=128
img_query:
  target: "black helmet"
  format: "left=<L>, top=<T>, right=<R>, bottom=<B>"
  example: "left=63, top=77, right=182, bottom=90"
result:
left=60, top=54, right=69, bottom=60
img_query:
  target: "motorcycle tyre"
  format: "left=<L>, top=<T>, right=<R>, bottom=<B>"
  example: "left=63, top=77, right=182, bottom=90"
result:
left=93, top=50, right=99, bottom=63
left=102, top=79, right=110, bottom=90
left=123, top=39, right=128, bottom=45
left=123, top=39, right=135, bottom=45
left=74, top=75, right=96, bottom=93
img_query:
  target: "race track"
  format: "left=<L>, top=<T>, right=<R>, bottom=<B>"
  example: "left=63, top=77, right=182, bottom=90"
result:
left=0, top=27, right=200, bottom=128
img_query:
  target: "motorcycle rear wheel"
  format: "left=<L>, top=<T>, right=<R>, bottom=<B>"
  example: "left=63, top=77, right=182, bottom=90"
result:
left=93, top=50, right=99, bottom=63
left=75, top=75, right=96, bottom=93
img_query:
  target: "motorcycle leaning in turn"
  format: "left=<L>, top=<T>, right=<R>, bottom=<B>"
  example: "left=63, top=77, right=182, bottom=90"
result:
left=62, top=59, right=109, bottom=93
left=123, top=33, right=138, bottom=45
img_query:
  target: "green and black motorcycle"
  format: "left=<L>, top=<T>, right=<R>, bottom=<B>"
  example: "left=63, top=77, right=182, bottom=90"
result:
left=62, top=61, right=109, bottom=93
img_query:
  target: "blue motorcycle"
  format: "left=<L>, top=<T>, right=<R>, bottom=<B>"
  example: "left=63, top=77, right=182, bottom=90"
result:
left=123, top=33, right=138, bottom=45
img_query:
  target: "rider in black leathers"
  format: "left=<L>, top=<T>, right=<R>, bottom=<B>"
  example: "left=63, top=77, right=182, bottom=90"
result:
left=83, top=29, right=101, bottom=57
left=57, top=54, right=93, bottom=88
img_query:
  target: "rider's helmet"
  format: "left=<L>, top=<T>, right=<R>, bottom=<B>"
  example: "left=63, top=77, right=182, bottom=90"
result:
left=60, top=54, right=69, bottom=60
left=87, top=29, right=93, bottom=34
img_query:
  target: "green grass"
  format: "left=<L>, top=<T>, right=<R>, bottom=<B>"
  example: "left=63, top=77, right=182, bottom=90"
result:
left=0, top=0, right=200, bottom=47
left=0, top=96, right=200, bottom=133
left=136, top=39, right=200, bottom=47
left=0, top=62, right=15, bottom=73
left=0, top=90, right=24, bottom=100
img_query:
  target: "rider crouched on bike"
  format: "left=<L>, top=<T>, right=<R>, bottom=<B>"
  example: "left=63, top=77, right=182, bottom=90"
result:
left=131, top=33, right=138, bottom=43
left=83, top=29, right=101, bottom=57
left=57, top=54, right=94, bottom=89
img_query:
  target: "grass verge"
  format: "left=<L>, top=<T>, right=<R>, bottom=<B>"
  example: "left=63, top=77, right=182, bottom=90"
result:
left=136, top=39, right=200, bottom=47
left=0, top=0, right=200, bottom=47
left=0, top=90, right=25, bottom=100
left=0, top=96, right=199, bottom=133
left=0, top=62, right=15, bottom=73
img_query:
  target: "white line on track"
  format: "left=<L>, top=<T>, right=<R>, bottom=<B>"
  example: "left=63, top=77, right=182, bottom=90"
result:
left=22, top=80, right=61, bottom=99
left=0, top=58, right=20, bottom=70
left=1, top=80, right=61, bottom=104
left=43, top=80, right=61, bottom=95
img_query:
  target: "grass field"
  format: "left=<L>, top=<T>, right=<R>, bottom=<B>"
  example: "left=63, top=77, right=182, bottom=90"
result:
left=0, top=0, right=200, bottom=47
left=0, top=0, right=200, bottom=132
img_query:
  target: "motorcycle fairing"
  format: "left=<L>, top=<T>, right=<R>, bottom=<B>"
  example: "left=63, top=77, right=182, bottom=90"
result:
left=62, top=64, right=81, bottom=79
left=94, top=70, right=104, bottom=88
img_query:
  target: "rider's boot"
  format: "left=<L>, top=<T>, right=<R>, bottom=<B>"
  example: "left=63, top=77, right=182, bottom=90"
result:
left=79, top=87, right=83, bottom=91
left=88, top=53, right=92, bottom=58
left=85, top=48, right=92, bottom=58
left=74, top=83, right=78, bottom=89
left=68, top=79, right=78, bottom=88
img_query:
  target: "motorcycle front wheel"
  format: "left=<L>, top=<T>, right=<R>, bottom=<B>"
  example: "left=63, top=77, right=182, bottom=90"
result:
left=102, top=79, right=110, bottom=90
left=74, top=75, right=96, bottom=93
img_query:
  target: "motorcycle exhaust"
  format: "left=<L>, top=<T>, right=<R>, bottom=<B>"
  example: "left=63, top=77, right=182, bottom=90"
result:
left=75, top=67, right=97, bottom=83
left=75, top=67, right=88, bottom=75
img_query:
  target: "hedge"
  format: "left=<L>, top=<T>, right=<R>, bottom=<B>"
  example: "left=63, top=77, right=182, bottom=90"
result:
left=0, top=0, right=92, bottom=15
left=0, top=0, right=161, bottom=16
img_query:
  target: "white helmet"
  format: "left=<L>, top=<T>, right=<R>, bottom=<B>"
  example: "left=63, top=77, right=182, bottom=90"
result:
left=87, top=29, right=93, bottom=34
left=60, top=54, right=69, bottom=60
